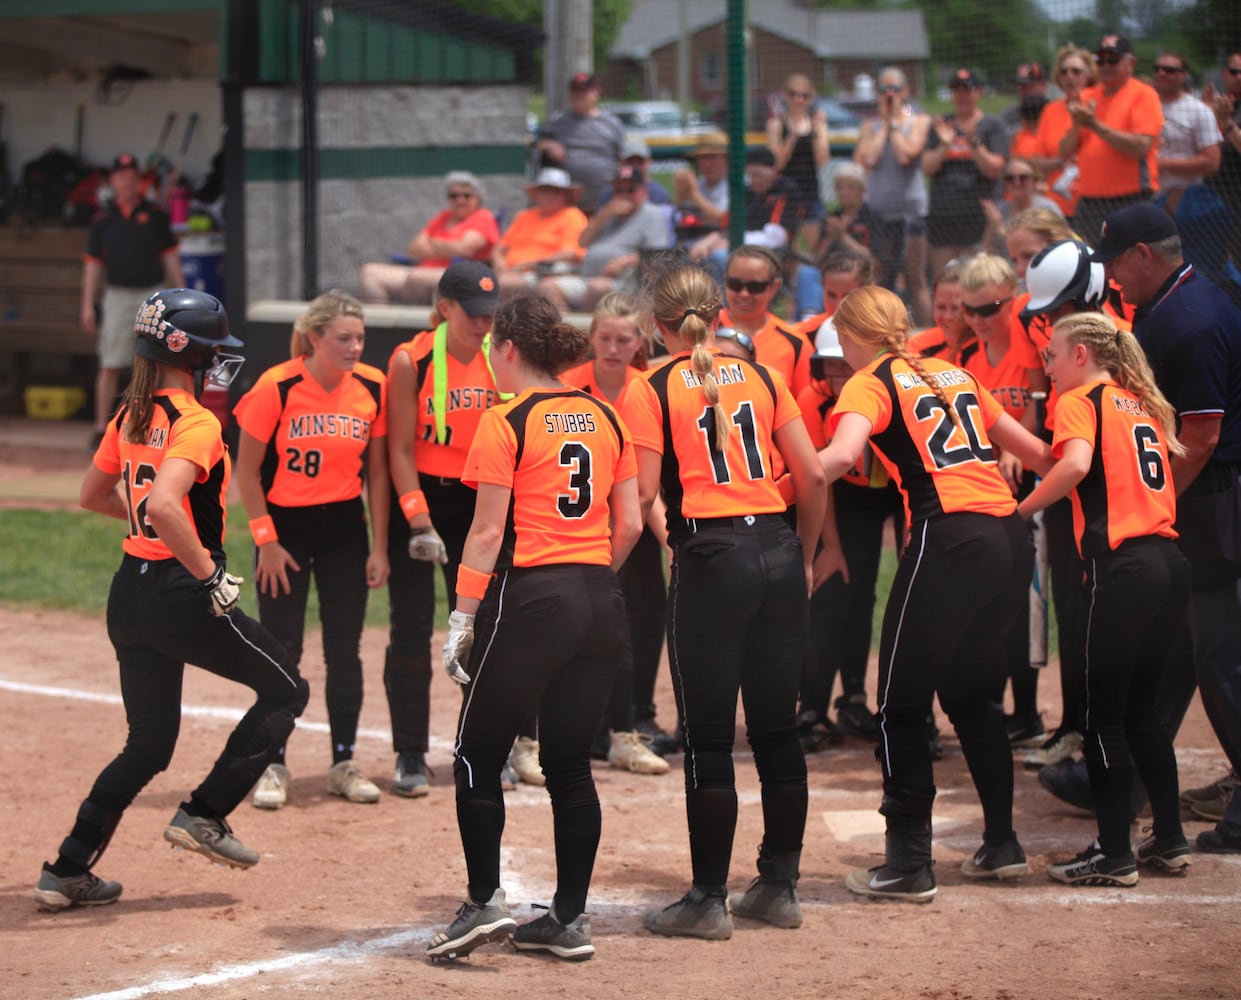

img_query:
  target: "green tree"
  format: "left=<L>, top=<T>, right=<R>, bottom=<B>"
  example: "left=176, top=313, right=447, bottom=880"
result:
left=909, top=0, right=1048, bottom=89
left=436, top=0, right=633, bottom=70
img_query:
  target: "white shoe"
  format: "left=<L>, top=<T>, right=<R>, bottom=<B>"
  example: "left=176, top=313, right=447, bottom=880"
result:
left=608, top=731, right=670, bottom=775
left=510, top=736, right=546, bottom=786
left=326, top=760, right=381, bottom=803
left=252, top=763, right=290, bottom=809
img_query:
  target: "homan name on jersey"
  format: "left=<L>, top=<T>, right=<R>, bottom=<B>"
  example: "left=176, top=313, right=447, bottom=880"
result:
left=679, top=362, right=747, bottom=389
left=287, top=413, right=372, bottom=442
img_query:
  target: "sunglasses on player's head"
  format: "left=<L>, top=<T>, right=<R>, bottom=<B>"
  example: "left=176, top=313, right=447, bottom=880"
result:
left=961, top=297, right=1013, bottom=318
left=725, top=277, right=773, bottom=295
left=714, top=327, right=755, bottom=356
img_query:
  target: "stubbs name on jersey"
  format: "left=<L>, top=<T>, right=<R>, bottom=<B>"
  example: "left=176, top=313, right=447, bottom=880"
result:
left=544, top=412, right=598, bottom=434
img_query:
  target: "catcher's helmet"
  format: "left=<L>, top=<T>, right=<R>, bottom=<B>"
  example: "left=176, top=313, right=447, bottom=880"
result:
left=1020, top=240, right=1106, bottom=321
left=133, top=288, right=244, bottom=386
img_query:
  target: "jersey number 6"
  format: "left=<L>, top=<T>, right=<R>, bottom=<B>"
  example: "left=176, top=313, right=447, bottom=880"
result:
left=1133, top=424, right=1166, bottom=490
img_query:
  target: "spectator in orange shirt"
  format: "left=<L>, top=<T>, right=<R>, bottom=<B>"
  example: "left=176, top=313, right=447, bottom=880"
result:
left=492, top=168, right=588, bottom=301
left=358, top=172, right=499, bottom=305
left=1033, top=44, right=1098, bottom=222
left=1059, top=34, right=1164, bottom=245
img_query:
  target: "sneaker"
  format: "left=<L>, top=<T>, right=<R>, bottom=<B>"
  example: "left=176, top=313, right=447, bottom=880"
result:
left=728, top=877, right=803, bottom=928
left=426, top=888, right=517, bottom=961
left=1038, top=758, right=1095, bottom=812
left=635, top=716, right=682, bottom=758
left=797, top=711, right=844, bottom=753
left=251, top=763, right=290, bottom=809
left=510, top=736, right=546, bottom=786
left=845, top=864, right=937, bottom=903
left=1181, top=769, right=1238, bottom=805
left=835, top=695, right=880, bottom=740
left=1135, top=831, right=1192, bottom=872
left=1005, top=713, right=1045, bottom=749
left=1196, top=824, right=1241, bottom=854
left=643, top=886, right=733, bottom=940
left=326, top=760, right=381, bottom=803
left=393, top=752, right=429, bottom=798
left=163, top=807, right=259, bottom=869
left=1186, top=774, right=1236, bottom=823
left=511, top=905, right=595, bottom=961
left=1023, top=729, right=1084, bottom=770
left=500, top=756, right=519, bottom=791
left=608, top=731, right=670, bottom=775
left=34, top=863, right=122, bottom=912
left=960, top=836, right=1028, bottom=881
left=1047, top=844, right=1138, bottom=887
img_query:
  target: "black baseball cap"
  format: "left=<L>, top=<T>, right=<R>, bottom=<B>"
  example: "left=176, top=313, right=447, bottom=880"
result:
left=437, top=261, right=499, bottom=316
left=613, top=163, right=646, bottom=186
left=950, top=68, right=981, bottom=90
left=1015, top=62, right=1047, bottom=84
left=746, top=146, right=776, bottom=167
left=1097, top=33, right=1134, bottom=57
left=112, top=153, right=139, bottom=173
left=1090, top=204, right=1179, bottom=263
left=569, top=72, right=597, bottom=91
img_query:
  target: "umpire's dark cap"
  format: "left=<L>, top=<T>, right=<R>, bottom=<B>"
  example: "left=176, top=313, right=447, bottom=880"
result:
left=112, top=153, right=139, bottom=173
left=437, top=261, right=499, bottom=316
left=1091, top=204, right=1179, bottom=263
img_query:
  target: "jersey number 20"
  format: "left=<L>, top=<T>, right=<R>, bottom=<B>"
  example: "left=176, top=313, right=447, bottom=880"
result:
left=915, top=392, right=994, bottom=469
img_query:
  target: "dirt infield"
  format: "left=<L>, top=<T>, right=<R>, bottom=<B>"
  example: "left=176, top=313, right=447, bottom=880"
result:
left=2, top=603, right=1238, bottom=1000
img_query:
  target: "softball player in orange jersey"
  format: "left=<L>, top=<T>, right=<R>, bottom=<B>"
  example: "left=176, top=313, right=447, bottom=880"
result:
left=820, top=286, right=1049, bottom=904
left=1019, top=312, right=1191, bottom=886
left=35, top=290, right=308, bottom=913
left=234, top=290, right=389, bottom=808
left=622, top=265, right=826, bottom=939
left=426, top=296, right=642, bottom=962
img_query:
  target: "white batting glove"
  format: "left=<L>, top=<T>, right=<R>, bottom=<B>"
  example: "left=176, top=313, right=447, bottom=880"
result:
left=442, top=610, right=476, bottom=686
left=408, top=525, right=449, bottom=565
left=202, top=565, right=243, bottom=617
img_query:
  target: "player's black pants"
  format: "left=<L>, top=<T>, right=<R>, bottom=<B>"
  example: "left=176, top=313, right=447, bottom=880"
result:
left=666, top=513, right=809, bottom=892
left=258, top=497, right=369, bottom=763
left=876, top=512, right=1030, bottom=847
left=618, top=526, right=668, bottom=725
left=453, top=563, right=628, bottom=923
left=58, top=554, right=308, bottom=870
left=1046, top=497, right=1086, bottom=734
left=384, top=477, right=475, bottom=755
left=801, top=480, right=901, bottom=718
left=1080, top=537, right=1190, bottom=858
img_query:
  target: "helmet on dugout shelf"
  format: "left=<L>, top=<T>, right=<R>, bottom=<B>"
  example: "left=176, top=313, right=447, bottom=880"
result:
left=1021, top=240, right=1107, bottom=321
left=134, top=288, right=244, bottom=388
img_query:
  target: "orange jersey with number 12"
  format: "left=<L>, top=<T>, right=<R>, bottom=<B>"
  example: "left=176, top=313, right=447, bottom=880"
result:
left=830, top=354, right=1016, bottom=524
left=461, top=388, right=637, bottom=569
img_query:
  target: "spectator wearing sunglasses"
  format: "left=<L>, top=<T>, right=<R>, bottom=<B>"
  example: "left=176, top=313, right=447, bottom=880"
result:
left=1203, top=53, right=1241, bottom=288
left=357, top=172, right=499, bottom=305
left=1031, top=44, right=1098, bottom=223
left=1058, top=34, right=1163, bottom=246
left=981, top=157, right=1063, bottom=260
left=1152, top=52, right=1229, bottom=287
left=719, top=245, right=812, bottom=398
left=535, top=73, right=627, bottom=215
left=766, top=73, right=829, bottom=237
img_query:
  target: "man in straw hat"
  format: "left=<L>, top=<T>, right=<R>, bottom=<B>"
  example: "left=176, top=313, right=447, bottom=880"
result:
left=492, top=167, right=588, bottom=300
left=673, top=130, right=731, bottom=235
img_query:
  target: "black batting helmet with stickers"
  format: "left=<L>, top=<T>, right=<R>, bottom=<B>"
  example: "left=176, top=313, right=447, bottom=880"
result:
left=134, top=288, right=244, bottom=388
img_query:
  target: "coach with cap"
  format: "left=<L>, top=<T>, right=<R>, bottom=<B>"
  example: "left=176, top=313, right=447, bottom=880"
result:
left=600, top=138, right=671, bottom=207
left=1092, top=202, right=1241, bottom=856
left=1059, top=33, right=1164, bottom=246
left=80, top=152, right=184, bottom=452
left=535, top=73, right=626, bottom=214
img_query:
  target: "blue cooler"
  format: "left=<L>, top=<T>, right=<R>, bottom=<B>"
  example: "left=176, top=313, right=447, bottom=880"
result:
left=180, top=233, right=226, bottom=299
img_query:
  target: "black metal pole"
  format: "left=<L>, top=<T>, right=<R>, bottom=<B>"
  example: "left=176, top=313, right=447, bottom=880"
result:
left=726, top=0, right=746, bottom=250
left=300, top=0, right=319, bottom=299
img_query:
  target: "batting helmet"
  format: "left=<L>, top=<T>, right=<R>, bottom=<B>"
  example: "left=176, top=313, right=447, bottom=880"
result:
left=133, top=288, right=244, bottom=385
left=1020, top=240, right=1106, bottom=321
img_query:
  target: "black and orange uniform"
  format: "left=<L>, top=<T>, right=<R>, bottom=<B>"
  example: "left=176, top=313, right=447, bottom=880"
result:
left=233, top=358, right=385, bottom=764
left=454, top=387, right=636, bottom=919
left=909, top=326, right=976, bottom=366
left=384, top=330, right=500, bottom=760
left=562, top=362, right=668, bottom=740
left=1051, top=380, right=1190, bottom=859
left=795, top=379, right=902, bottom=735
left=54, top=391, right=308, bottom=876
left=830, top=355, right=1032, bottom=861
left=722, top=308, right=812, bottom=398
left=620, top=350, right=809, bottom=897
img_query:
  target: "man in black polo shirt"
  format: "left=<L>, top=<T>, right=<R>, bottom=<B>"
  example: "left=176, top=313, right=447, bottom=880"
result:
left=80, top=153, right=183, bottom=449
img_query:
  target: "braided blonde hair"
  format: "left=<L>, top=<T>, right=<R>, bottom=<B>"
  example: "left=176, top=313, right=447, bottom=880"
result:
left=834, top=285, right=963, bottom=429
left=652, top=265, right=726, bottom=448
left=1052, top=312, right=1185, bottom=457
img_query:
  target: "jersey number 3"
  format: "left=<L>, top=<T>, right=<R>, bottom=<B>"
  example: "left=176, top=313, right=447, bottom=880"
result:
left=558, top=442, right=593, bottom=519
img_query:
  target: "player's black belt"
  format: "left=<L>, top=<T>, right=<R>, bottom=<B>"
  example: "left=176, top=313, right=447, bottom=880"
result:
left=683, top=512, right=787, bottom=534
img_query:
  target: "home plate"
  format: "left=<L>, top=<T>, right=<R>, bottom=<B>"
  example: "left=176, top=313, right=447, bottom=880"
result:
left=821, top=809, right=972, bottom=842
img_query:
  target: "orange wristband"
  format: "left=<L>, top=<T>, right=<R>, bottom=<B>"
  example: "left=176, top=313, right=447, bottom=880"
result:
left=456, top=564, right=493, bottom=600
left=400, top=490, right=429, bottom=521
left=249, top=515, right=278, bottom=545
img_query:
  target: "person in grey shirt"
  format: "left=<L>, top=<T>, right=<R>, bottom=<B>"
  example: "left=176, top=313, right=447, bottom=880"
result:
left=536, top=73, right=627, bottom=214
left=540, top=164, right=671, bottom=312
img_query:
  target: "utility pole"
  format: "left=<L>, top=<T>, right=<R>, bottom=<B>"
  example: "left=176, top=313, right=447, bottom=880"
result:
left=544, top=0, right=594, bottom=118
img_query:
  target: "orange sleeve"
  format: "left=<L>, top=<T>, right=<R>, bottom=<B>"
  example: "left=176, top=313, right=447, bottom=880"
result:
left=618, top=370, right=666, bottom=455
left=233, top=366, right=285, bottom=444
left=797, top=383, right=832, bottom=450
left=460, top=409, right=517, bottom=490
left=829, top=369, right=891, bottom=437
left=770, top=368, right=804, bottom=432
left=1049, top=389, right=1096, bottom=458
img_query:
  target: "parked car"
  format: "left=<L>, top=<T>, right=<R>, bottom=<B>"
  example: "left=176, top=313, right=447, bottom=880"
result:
left=601, top=100, right=717, bottom=138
